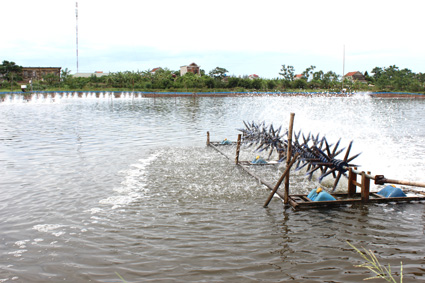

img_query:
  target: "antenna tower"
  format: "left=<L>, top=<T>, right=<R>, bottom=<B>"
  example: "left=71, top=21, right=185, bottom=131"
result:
left=76, top=1, right=79, bottom=73
left=342, top=44, right=345, bottom=90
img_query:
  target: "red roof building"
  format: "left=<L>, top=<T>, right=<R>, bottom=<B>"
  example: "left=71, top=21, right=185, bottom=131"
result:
left=150, top=67, right=162, bottom=74
left=344, top=71, right=366, bottom=82
left=294, top=74, right=304, bottom=80
left=180, top=63, right=201, bottom=76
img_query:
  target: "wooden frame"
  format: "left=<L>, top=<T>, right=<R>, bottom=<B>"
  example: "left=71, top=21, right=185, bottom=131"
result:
left=207, top=131, right=425, bottom=210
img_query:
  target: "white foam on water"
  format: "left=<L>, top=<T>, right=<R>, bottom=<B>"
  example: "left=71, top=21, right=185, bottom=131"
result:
left=31, top=238, right=44, bottom=245
left=32, top=224, right=66, bottom=236
left=0, top=91, right=130, bottom=104
left=86, top=207, right=104, bottom=214
left=0, top=277, right=19, bottom=282
left=7, top=250, right=27, bottom=258
left=352, top=91, right=372, bottom=99
left=98, top=150, right=163, bottom=209
left=14, top=240, right=29, bottom=248
left=52, top=231, right=65, bottom=237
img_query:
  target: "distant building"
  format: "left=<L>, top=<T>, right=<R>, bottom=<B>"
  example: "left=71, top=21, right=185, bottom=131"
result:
left=150, top=67, right=162, bottom=74
left=344, top=71, right=367, bottom=83
left=248, top=74, right=259, bottom=80
left=180, top=63, right=200, bottom=76
left=74, top=71, right=110, bottom=78
left=22, top=67, right=61, bottom=82
left=294, top=74, right=303, bottom=80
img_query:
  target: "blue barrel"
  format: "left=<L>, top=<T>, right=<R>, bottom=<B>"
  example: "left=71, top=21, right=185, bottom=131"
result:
left=251, top=156, right=267, bottom=164
left=377, top=185, right=406, bottom=198
left=307, top=188, right=318, bottom=200
left=307, top=187, right=336, bottom=201
left=315, top=191, right=337, bottom=201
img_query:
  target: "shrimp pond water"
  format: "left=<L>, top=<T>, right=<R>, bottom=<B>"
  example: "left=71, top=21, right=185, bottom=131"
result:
left=0, top=93, right=424, bottom=282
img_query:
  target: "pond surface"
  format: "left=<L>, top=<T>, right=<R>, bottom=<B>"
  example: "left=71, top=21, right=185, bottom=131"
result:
left=0, top=94, right=424, bottom=282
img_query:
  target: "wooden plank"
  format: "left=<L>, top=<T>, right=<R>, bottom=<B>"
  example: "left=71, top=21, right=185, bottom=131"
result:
left=290, top=196, right=305, bottom=202
left=361, top=171, right=370, bottom=202
left=239, top=161, right=277, bottom=166
left=353, top=181, right=362, bottom=187
left=235, top=134, right=241, bottom=164
left=208, top=142, right=232, bottom=160
left=288, top=193, right=425, bottom=210
left=288, top=197, right=299, bottom=209
left=264, top=153, right=300, bottom=207
left=238, top=164, right=286, bottom=199
left=367, top=196, right=425, bottom=203
left=371, top=192, right=385, bottom=198
left=284, top=113, right=295, bottom=204
left=300, top=196, right=312, bottom=202
left=348, top=168, right=357, bottom=196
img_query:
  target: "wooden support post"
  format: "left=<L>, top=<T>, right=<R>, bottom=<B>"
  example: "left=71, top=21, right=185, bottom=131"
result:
left=235, top=134, right=242, bottom=165
left=284, top=113, right=295, bottom=204
left=348, top=167, right=357, bottom=197
left=361, top=171, right=370, bottom=202
left=264, top=153, right=300, bottom=207
left=207, top=131, right=210, bottom=146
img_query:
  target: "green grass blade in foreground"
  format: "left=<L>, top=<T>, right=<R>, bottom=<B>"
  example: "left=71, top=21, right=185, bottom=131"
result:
left=115, top=272, right=128, bottom=283
left=347, top=241, right=403, bottom=282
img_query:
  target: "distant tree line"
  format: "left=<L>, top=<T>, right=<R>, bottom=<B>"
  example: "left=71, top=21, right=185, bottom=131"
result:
left=370, top=65, right=425, bottom=92
left=1, top=60, right=424, bottom=93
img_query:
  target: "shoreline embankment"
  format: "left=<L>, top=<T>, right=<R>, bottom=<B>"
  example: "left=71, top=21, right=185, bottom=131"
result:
left=1, top=91, right=425, bottom=100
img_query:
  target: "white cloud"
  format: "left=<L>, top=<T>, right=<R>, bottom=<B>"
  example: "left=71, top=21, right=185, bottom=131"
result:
left=2, top=0, right=425, bottom=77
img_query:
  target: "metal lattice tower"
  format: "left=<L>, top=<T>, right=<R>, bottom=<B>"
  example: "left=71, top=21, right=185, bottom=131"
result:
left=75, top=1, right=79, bottom=73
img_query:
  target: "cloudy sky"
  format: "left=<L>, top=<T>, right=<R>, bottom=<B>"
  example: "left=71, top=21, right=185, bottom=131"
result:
left=2, top=0, right=424, bottom=78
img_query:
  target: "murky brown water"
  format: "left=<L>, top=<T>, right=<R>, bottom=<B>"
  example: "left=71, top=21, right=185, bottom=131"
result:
left=0, top=94, right=424, bottom=282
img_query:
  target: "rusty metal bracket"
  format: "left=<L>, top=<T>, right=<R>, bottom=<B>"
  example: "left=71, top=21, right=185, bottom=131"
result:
left=374, top=175, right=386, bottom=185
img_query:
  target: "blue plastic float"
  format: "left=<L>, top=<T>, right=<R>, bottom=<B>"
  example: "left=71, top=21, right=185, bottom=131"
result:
left=307, top=187, right=336, bottom=201
left=377, top=185, right=407, bottom=198
left=220, top=138, right=232, bottom=145
left=251, top=156, right=268, bottom=164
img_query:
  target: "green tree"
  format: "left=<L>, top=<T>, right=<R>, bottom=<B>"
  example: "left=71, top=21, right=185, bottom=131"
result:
left=152, top=68, right=174, bottom=89
left=313, top=70, right=324, bottom=81
left=363, top=71, right=373, bottom=83
left=177, top=72, right=205, bottom=89
left=416, top=72, right=425, bottom=84
left=239, top=78, right=252, bottom=89
left=251, top=78, right=263, bottom=90
left=371, top=67, right=383, bottom=82
left=43, top=73, right=60, bottom=87
left=202, top=76, right=215, bottom=88
left=0, top=61, right=23, bottom=89
left=279, top=65, right=295, bottom=81
left=302, top=65, right=316, bottom=81
left=266, top=79, right=277, bottom=90
left=322, top=71, right=339, bottom=89
left=292, top=78, right=307, bottom=89
left=227, top=77, right=240, bottom=89
left=61, top=68, right=72, bottom=86
left=209, top=67, right=228, bottom=79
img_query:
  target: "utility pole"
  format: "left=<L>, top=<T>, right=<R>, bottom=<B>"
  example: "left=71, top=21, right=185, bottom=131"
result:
left=342, top=44, right=345, bottom=91
left=76, top=1, right=79, bottom=74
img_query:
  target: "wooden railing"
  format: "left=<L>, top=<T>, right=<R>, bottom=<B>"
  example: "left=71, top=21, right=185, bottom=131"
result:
left=347, top=167, right=425, bottom=201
